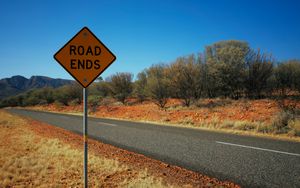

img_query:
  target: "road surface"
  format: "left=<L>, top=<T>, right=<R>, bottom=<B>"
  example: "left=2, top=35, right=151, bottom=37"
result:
left=8, top=109, right=300, bottom=188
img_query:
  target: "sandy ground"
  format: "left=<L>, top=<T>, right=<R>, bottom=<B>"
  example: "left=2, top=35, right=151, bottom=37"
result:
left=0, top=110, right=239, bottom=187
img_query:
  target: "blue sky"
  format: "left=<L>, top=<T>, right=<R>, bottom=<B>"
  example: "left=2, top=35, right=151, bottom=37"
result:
left=0, top=0, right=299, bottom=80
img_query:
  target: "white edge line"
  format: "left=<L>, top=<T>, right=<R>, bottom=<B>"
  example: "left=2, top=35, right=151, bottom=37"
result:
left=216, top=141, right=300, bottom=157
left=98, top=122, right=117, bottom=127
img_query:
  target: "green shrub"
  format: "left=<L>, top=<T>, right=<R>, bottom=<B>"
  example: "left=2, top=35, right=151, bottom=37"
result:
left=108, top=72, right=133, bottom=104
left=88, top=95, right=102, bottom=112
left=134, top=71, right=148, bottom=103
left=68, top=99, right=81, bottom=106
left=23, top=95, right=40, bottom=106
left=89, top=81, right=111, bottom=97
left=99, top=98, right=112, bottom=106
left=146, top=64, right=169, bottom=109
left=53, top=101, right=64, bottom=108
left=257, top=111, right=298, bottom=135
left=38, top=99, right=48, bottom=105
left=54, top=84, right=82, bottom=106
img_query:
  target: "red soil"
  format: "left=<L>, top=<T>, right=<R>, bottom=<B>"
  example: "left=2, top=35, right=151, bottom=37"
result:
left=29, top=98, right=300, bottom=126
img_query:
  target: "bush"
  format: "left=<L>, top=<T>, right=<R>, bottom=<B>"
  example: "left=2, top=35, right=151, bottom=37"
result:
left=54, top=87, right=70, bottom=105
left=38, top=99, right=48, bottom=105
left=1, top=87, right=56, bottom=107
left=134, top=71, right=148, bottom=103
left=88, top=95, right=102, bottom=112
left=205, top=40, right=250, bottom=99
left=108, top=72, right=133, bottom=104
left=89, top=81, right=112, bottom=97
left=257, top=111, right=296, bottom=134
left=54, top=84, right=82, bottom=106
left=23, top=95, right=40, bottom=106
left=53, top=101, right=64, bottom=109
left=99, top=98, right=113, bottom=106
left=220, top=120, right=262, bottom=131
left=274, top=60, right=300, bottom=96
left=167, top=55, right=199, bottom=106
left=180, top=117, right=194, bottom=125
left=287, top=119, right=300, bottom=136
left=271, top=111, right=294, bottom=134
left=209, top=117, right=220, bottom=128
left=68, top=99, right=81, bottom=106
left=37, top=88, right=55, bottom=104
left=257, top=124, right=274, bottom=133
left=146, top=64, right=169, bottom=109
left=245, top=49, right=273, bottom=98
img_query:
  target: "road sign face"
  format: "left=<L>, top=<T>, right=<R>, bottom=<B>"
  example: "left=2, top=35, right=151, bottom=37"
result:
left=54, top=27, right=116, bottom=88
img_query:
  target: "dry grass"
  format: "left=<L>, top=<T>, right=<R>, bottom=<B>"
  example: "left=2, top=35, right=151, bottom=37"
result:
left=287, top=119, right=300, bottom=136
left=0, top=110, right=173, bottom=187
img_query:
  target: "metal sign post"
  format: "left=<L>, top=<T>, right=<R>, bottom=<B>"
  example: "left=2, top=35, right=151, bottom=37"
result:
left=83, top=88, right=88, bottom=188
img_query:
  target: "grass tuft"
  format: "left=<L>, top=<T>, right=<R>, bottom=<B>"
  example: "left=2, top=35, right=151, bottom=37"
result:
left=233, top=121, right=257, bottom=131
left=287, top=119, right=300, bottom=136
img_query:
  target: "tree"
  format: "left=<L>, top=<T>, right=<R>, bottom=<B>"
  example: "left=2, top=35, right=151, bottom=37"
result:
left=134, top=71, right=148, bottom=102
left=205, top=40, right=250, bottom=99
left=275, top=60, right=300, bottom=96
left=146, top=64, right=169, bottom=108
left=245, top=49, right=274, bottom=98
left=108, top=72, right=133, bottom=104
left=96, top=76, right=103, bottom=82
left=293, top=60, right=300, bottom=93
left=194, top=53, right=206, bottom=99
left=168, top=55, right=198, bottom=106
left=89, top=81, right=112, bottom=97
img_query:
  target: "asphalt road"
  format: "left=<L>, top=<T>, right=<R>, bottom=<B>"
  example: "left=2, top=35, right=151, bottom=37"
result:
left=8, top=109, right=300, bottom=188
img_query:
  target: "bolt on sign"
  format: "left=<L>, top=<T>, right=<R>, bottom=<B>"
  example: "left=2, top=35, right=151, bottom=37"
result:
left=54, top=27, right=116, bottom=88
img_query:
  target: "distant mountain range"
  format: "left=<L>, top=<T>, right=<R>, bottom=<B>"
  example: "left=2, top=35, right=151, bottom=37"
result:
left=0, top=75, right=73, bottom=99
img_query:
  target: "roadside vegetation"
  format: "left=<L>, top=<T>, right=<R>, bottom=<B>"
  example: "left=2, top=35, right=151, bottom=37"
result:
left=1, top=40, right=300, bottom=139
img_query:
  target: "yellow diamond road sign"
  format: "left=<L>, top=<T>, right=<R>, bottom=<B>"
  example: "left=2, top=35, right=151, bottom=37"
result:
left=54, top=27, right=116, bottom=88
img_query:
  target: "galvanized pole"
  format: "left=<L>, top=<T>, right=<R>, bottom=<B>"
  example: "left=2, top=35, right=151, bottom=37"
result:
left=83, top=88, right=88, bottom=188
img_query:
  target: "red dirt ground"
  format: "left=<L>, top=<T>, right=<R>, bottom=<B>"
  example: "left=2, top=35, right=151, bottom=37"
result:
left=29, top=98, right=300, bottom=126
